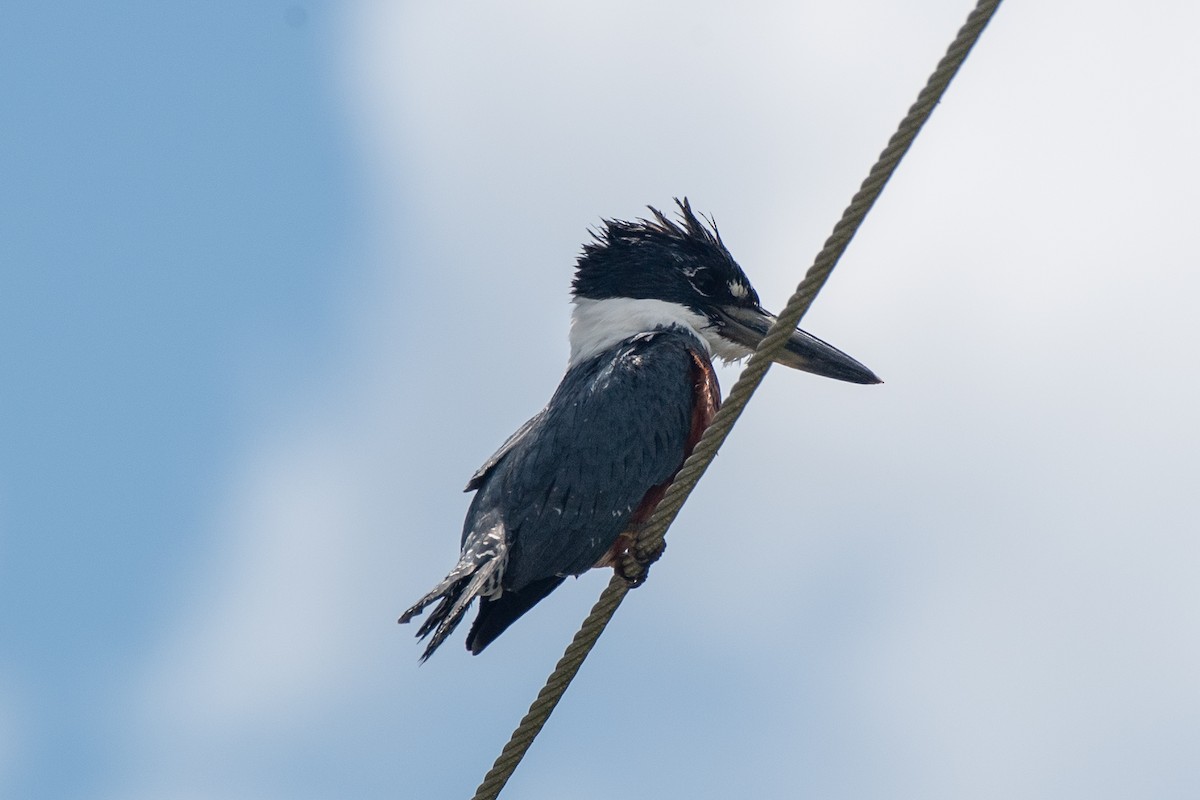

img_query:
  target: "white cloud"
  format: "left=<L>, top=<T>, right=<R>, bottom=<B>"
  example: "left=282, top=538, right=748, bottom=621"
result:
left=122, top=1, right=1200, bottom=797
left=137, top=435, right=365, bottom=734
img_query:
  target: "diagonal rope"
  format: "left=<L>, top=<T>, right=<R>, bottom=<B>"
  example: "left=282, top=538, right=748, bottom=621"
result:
left=471, top=2, right=1002, bottom=797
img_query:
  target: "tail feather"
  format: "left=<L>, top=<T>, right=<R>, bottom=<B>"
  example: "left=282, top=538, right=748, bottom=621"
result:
left=403, top=524, right=568, bottom=660
left=466, top=575, right=565, bottom=654
left=399, top=532, right=506, bottom=661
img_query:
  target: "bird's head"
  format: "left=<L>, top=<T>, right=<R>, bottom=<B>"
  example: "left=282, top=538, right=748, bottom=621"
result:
left=569, top=198, right=881, bottom=384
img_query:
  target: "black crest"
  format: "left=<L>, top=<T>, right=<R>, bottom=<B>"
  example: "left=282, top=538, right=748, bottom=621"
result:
left=571, top=198, right=759, bottom=311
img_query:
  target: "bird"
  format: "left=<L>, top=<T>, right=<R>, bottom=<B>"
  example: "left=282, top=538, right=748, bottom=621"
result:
left=399, top=199, right=880, bottom=660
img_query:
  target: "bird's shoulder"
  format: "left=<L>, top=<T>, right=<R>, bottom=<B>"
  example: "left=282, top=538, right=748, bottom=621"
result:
left=464, top=326, right=704, bottom=492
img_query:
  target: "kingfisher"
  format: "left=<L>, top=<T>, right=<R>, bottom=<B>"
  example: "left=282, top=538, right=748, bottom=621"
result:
left=400, top=199, right=880, bottom=660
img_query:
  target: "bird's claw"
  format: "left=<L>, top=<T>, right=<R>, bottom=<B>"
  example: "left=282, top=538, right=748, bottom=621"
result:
left=615, top=538, right=666, bottom=588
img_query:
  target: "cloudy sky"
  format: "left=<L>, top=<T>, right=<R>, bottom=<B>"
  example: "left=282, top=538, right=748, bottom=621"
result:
left=3, top=1, right=1198, bottom=798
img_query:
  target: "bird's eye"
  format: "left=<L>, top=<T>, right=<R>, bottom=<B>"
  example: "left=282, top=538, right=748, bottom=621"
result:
left=690, top=269, right=723, bottom=298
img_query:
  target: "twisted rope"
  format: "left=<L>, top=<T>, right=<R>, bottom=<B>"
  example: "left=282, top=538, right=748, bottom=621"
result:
left=471, top=2, right=1002, bottom=797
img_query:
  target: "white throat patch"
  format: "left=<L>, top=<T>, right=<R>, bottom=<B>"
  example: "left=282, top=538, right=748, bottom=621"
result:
left=568, top=297, right=751, bottom=367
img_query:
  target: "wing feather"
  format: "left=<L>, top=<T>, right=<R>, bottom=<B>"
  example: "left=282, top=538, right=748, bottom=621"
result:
left=463, top=329, right=700, bottom=592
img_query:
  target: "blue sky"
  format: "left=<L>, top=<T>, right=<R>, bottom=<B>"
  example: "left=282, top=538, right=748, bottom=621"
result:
left=1, top=4, right=361, bottom=796
left=3, top=2, right=1198, bottom=799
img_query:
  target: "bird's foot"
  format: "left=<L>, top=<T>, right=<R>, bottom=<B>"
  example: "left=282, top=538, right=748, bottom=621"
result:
left=635, top=536, right=666, bottom=566
left=614, top=537, right=666, bottom=588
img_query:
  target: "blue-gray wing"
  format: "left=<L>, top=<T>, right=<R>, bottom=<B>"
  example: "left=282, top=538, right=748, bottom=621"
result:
left=463, top=329, right=700, bottom=590
left=465, top=412, right=544, bottom=492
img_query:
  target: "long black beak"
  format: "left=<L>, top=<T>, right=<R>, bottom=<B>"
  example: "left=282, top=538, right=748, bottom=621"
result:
left=713, top=304, right=881, bottom=385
